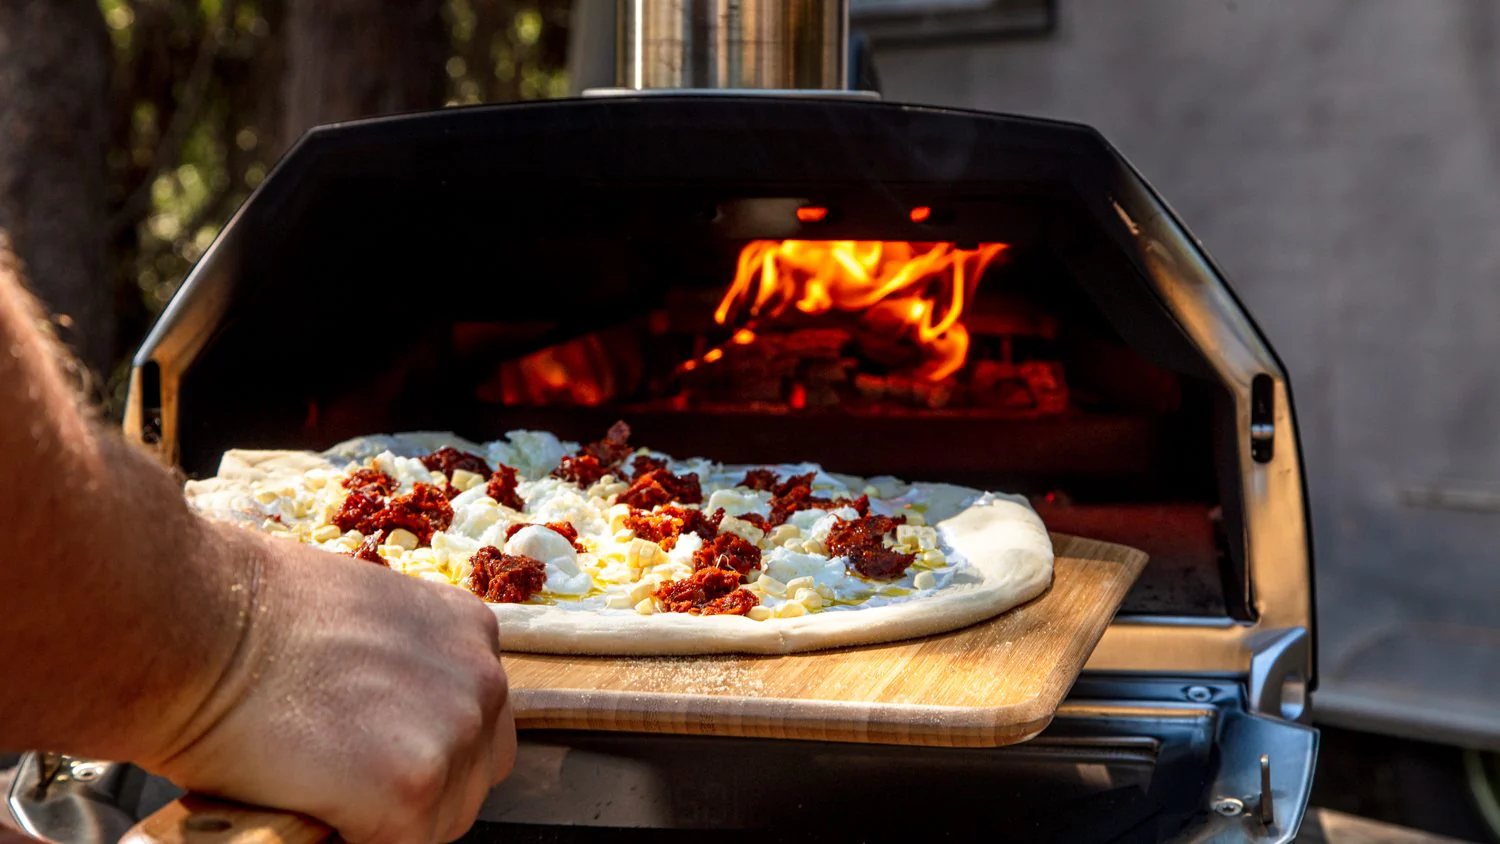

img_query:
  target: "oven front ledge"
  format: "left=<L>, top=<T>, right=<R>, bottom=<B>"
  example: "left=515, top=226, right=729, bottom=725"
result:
left=1086, top=625, right=1311, bottom=719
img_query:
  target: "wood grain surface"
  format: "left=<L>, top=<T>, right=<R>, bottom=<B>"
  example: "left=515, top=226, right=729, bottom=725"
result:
left=505, top=533, right=1146, bottom=748
left=120, top=795, right=331, bottom=844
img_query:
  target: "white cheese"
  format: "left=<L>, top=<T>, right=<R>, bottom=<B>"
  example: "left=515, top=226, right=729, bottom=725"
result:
left=371, top=452, right=433, bottom=491
left=705, top=488, right=773, bottom=519
left=666, top=532, right=703, bottom=567
left=506, top=524, right=582, bottom=577
left=487, top=430, right=571, bottom=479
left=719, top=515, right=766, bottom=545
left=450, top=496, right=502, bottom=538
left=517, top=477, right=608, bottom=536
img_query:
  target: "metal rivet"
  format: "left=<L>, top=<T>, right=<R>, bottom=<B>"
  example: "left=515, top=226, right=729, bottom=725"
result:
left=1184, top=686, right=1214, bottom=702
left=1212, top=797, right=1244, bottom=816
left=68, top=762, right=106, bottom=782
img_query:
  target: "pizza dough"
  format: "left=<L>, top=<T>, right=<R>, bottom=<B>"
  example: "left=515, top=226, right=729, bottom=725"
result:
left=184, top=430, right=1054, bottom=655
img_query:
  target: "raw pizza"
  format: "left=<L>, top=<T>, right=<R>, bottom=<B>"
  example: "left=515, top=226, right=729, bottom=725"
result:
left=184, top=422, right=1053, bottom=655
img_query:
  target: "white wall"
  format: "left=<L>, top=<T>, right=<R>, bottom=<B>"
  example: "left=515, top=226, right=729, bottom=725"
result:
left=874, top=0, right=1500, bottom=744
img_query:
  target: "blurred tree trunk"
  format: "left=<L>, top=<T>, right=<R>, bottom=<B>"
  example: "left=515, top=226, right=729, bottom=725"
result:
left=0, top=0, right=112, bottom=376
left=283, top=0, right=448, bottom=143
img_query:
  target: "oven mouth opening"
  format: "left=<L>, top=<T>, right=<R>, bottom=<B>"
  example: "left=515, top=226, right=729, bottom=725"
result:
left=166, top=180, right=1255, bottom=625
left=484, top=239, right=1057, bottom=419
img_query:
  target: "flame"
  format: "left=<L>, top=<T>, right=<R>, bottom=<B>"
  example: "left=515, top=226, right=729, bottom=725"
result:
left=714, top=241, right=1008, bottom=381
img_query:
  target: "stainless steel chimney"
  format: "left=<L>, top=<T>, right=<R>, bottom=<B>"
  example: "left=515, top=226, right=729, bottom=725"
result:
left=616, top=0, right=849, bottom=90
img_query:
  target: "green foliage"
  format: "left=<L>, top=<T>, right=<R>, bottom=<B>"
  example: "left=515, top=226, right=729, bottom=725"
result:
left=444, top=0, right=570, bottom=105
left=99, top=0, right=570, bottom=336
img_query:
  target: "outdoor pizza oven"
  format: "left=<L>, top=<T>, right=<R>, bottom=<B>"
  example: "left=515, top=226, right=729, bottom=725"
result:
left=9, top=11, right=1316, bottom=842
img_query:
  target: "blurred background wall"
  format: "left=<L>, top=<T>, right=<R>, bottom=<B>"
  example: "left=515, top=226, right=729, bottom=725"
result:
left=868, top=0, right=1500, bottom=747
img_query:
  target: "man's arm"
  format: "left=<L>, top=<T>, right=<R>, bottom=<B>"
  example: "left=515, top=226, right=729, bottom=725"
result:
left=0, top=245, right=515, bottom=843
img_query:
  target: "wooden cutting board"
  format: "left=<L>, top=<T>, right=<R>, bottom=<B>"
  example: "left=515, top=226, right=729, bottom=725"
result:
left=505, top=533, right=1146, bottom=748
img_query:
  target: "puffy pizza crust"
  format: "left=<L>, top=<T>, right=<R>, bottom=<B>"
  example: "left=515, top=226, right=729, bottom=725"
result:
left=185, top=434, right=1054, bottom=656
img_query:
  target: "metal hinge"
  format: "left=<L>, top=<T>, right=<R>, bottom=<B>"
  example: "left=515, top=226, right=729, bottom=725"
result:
left=1250, top=373, right=1275, bottom=464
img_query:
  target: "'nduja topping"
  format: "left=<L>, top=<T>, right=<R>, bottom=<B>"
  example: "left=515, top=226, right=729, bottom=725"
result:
left=468, top=547, right=547, bottom=603
left=419, top=446, right=493, bottom=480
left=485, top=464, right=526, bottom=511
left=647, top=532, right=762, bottom=616
left=333, top=481, right=454, bottom=557
left=553, top=421, right=634, bottom=487
left=342, top=468, right=397, bottom=498
left=623, top=505, right=723, bottom=551
left=654, top=567, right=759, bottom=616
left=741, top=470, right=871, bottom=527
left=691, top=532, right=762, bottom=580
left=617, top=466, right=703, bottom=509
left=371, top=483, right=454, bottom=545
left=826, top=514, right=916, bottom=580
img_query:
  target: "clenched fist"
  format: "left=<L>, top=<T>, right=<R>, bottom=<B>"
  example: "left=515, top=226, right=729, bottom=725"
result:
left=139, top=523, right=517, bottom=843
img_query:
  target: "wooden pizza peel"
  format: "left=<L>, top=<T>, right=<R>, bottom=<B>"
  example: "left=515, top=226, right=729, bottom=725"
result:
left=123, top=533, right=1146, bottom=842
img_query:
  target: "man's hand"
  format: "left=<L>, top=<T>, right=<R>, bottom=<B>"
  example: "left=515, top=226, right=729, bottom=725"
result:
left=0, top=244, right=515, bottom=842
left=142, top=523, right=517, bottom=843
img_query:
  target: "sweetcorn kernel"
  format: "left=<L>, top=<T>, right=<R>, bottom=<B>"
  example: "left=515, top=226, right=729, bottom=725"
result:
left=311, top=524, right=341, bottom=543
left=783, top=539, right=807, bottom=554
left=627, top=580, right=656, bottom=604
left=720, top=516, right=766, bottom=545
left=912, top=570, right=938, bottom=590
left=758, top=575, right=787, bottom=598
left=253, top=489, right=280, bottom=504
left=814, top=584, right=835, bottom=600
left=802, top=538, right=828, bottom=556
left=920, top=550, right=947, bottom=566
left=634, top=597, right=657, bottom=615
left=626, top=538, right=660, bottom=568
left=785, top=576, right=816, bottom=592
left=450, top=468, right=484, bottom=492
left=607, top=503, right=632, bottom=532
left=387, top=529, right=420, bottom=550
left=613, top=528, right=636, bottom=544
left=770, top=524, right=801, bottom=545
left=748, top=605, right=774, bottom=621
left=775, top=601, right=808, bottom=618
left=794, top=589, right=824, bottom=610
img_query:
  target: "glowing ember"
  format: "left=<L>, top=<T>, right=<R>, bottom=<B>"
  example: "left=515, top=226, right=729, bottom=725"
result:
left=712, top=241, right=1008, bottom=381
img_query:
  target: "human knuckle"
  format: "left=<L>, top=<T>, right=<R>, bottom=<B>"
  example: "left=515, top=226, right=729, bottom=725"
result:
left=392, top=745, right=450, bottom=808
left=475, top=661, right=510, bottom=711
left=465, top=598, right=500, bottom=636
left=453, top=701, right=486, bottom=748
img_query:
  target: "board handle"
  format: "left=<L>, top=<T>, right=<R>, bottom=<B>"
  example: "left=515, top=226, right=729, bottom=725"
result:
left=120, top=795, right=333, bottom=844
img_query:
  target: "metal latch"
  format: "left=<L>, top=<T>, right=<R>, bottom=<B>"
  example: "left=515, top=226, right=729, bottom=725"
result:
left=1250, top=373, right=1275, bottom=464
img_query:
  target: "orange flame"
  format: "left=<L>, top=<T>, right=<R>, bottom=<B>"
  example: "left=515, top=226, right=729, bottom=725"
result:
left=714, top=241, right=1008, bottom=381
